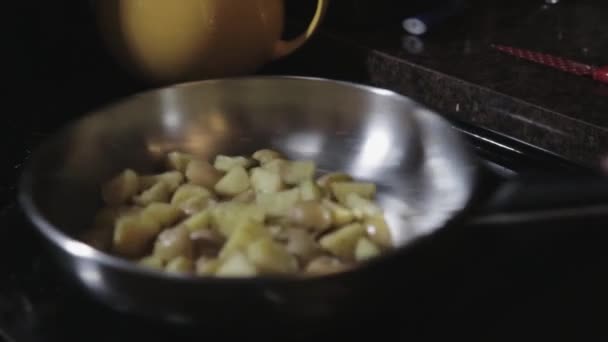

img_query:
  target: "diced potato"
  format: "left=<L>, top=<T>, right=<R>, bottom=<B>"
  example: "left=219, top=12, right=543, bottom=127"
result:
left=113, top=214, right=162, bottom=258
left=191, top=229, right=225, bottom=257
left=80, top=225, right=113, bottom=251
left=247, top=237, right=298, bottom=274
left=139, top=171, right=184, bottom=192
left=267, top=225, right=287, bottom=240
left=153, top=226, right=193, bottom=262
left=171, top=184, right=213, bottom=206
left=252, top=149, right=282, bottom=164
left=180, top=196, right=215, bottom=216
left=138, top=255, right=164, bottom=270
left=345, top=193, right=383, bottom=218
left=287, top=200, right=332, bottom=231
left=195, top=257, right=221, bottom=276
left=233, top=189, right=256, bottom=203
left=219, top=220, right=270, bottom=258
left=133, top=181, right=171, bottom=206
left=316, top=172, right=353, bottom=191
left=182, top=209, right=211, bottom=231
left=319, top=223, right=365, bottom=260
left=185, top=160, right=223, bottom=189
left=101, top=169, right=139, bottom=205
left=285, top=229, right=322, bottom=262
left=214, top=166, right=250, bottom=197
left=256, top=188, right=301, bottom=218
left=211, top=202, right=266, bottom=237
left=213, top=155, right=253, bottom=172
left=299, top=179, right=322, bottom=201
left=250, top=167, right=283, bottom=194
left=305, top=256, right=350, bottom=276
left=322, top=200, right=355, bottom=226
left=355, top=237, right=381, bottom=261
left=330, top=181, right=376, bottom=205
left=262, top=158, right=288, bottom=174
left=140, top=203, right=183, bottom=227
left=167, top=151, right=195, bottom=172
left=364, top=215, right=393, bottom=248
left=215, top=251, right=258, bottom=277
left=282, top=160, right=316, bottom=185
left=165, top=256, right=194, bottom=274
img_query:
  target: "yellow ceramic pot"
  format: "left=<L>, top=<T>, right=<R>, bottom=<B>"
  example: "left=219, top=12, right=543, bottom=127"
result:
left=96, top=0, right=328, bottom=84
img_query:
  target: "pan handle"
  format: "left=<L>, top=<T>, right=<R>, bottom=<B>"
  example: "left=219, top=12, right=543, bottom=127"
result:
left=469, top=173, right=608, bottom=225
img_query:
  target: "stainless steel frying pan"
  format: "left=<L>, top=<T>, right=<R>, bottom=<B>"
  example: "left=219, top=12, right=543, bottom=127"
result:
left=17, top=76, right=608, bottom=326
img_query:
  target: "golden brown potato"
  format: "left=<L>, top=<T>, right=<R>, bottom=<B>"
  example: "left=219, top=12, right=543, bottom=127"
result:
left=330, top=181, right=376, bottom=205
left=211, top=202, right=266, bottom=237
left=185, top=160, right=223, bottom=189
left=219, top=220, right=270, bottom=258
left=165, top=256, right=194, bottom=274
left=287, top=200, right=332, bottom=231
left=214, top=166, right=250, bottom=197
left=364, top=215, right=393, bottom=248
left=101, top=169, right=139, bottom=205
left=247, top=237, right=298, bottom=274
left=133, top=181, right=171, bottom=206
left=113, top=214, right=162, bottom=258
left=213, top=155, right=253, bottom=172
left=322, top=199, right=355, bottom=226
left=355, top=237, right=381, bottom=261
left=256, top=188, right=301, bottom=218
left=299, top=179, right=322, bottom=201
left=140, top=203, right=184, bottom=228
left=167, top=151, right=195, bottom=172
left=305, top=256, right=351, bottom=276
left=282, top=160, right=316, bottom=185
left=319, top=223, right=365, bottom=260
left=215, top=251, right=258, bottom=277
left=252, top=149, right=282, bottom=164
left=153, top=225, right=193, bottom=262
left=250, top=167, right=283, bottom=194
left=195, top=256, right=221, bottom=276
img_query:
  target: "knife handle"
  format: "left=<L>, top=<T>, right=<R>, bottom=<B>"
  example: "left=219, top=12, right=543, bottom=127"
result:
left=592, top=66, right=608, bottom=84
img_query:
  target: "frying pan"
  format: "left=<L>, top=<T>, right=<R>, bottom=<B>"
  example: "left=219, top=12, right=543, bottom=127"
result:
left=17, top=76, right=608, bottom=328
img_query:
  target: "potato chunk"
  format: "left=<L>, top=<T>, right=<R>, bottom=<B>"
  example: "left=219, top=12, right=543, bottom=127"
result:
left=138, top=255, right=164, bottom=270
left=140, top=203, right=184, bottom=227
left=305, top=256, right=350, bottom=276
left=195, top=257, right=221, bottom=276
left=219, top=220, right=270, bottom=258
left=322, top=199, right=355, bottom=226
left=319, top=223, right=365, bottom=260
left=139, top=171, right=184, bottom=192
left=113, top=214, right=161, bottom=258
left=285, top=229, right=322, bottom=262
left=233, top=189, right=256, bottom=203
left=364, top=215, right=393, bottom=248
left=252, top=149, right=282, bottom=164
left=345, top=193, right=383, bottom=218
left=101, top=169, right=139, bottom=205
left=185, top=160, right=223, bottom=189
left=262, top=158, right=288, bottom=174
left=211, top=202, right=266, bottom=237
left=182, top=209, right=212, bottom=231
left=316, top=172, right=353, bottom=191
left=287, top=200, right=332, bottom=231
left=153, top=226, right=193, bottom=262
left=165, top=256, right=194, bottom=274
left=355, top=237, right=381, bottom=261
left=167, top=151, right=195, bottom=172
left=171, top=184, right=214, bottom=214
left=299, top=179, right=322, bottom=201
left=215, top=251, right=258, bottom=277
left=330, top=181, right=376, bottom=205
left=213, top=155, right=253, bottom=172
left=214, top=166, right=250, bottom=197
left=133, top=181, right=171, bottom=206
left=282, top=160, right=315, bottom=185
left=247, top=237, right=298, bottom=274
left=256, top=188, right=300, bottom=218
left=250, top=167, right=283, bottom=194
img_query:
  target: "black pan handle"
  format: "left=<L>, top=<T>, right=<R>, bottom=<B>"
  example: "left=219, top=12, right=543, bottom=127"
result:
left=470, top=173, right=608, bottom=225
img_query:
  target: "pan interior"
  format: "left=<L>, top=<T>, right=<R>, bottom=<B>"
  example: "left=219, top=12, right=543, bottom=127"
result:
left=22, top=77, right=478, bottom=257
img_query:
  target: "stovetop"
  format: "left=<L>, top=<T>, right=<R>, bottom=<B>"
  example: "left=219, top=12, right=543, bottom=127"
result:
left=1, top=109, right=600, bottom=341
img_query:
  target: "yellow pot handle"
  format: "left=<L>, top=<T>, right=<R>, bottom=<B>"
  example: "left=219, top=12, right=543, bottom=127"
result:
left=272, top=0, right=329, bottom=60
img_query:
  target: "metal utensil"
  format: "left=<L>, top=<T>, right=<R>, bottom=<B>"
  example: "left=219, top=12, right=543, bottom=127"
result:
left=491, top=44, right=608, bottom=84
left=17, top=76, right=608, bottom=325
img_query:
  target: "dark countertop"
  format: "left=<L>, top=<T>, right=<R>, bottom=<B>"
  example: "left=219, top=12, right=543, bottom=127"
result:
left=269, top=0, right=608, bottom=169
